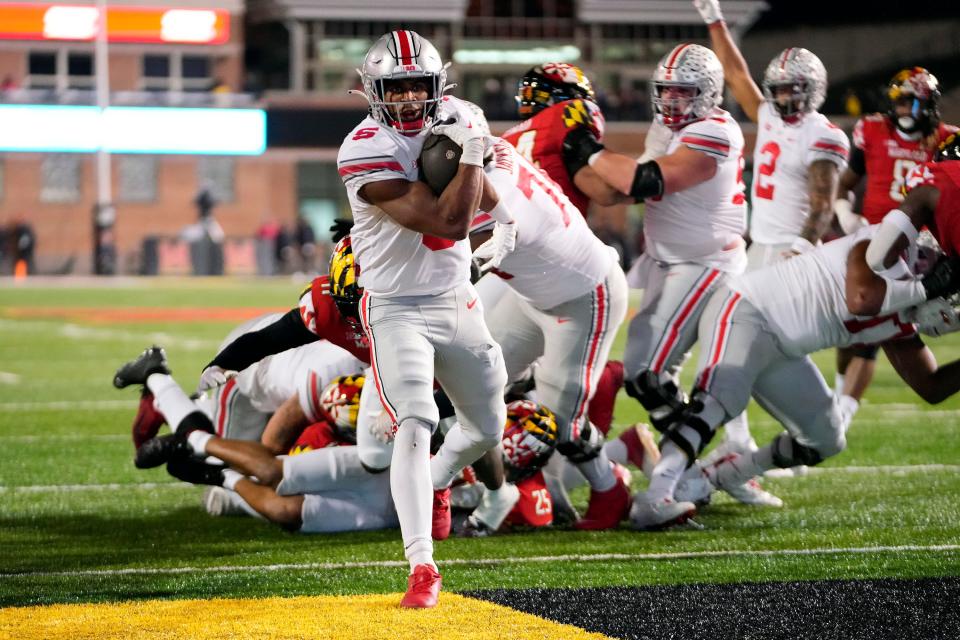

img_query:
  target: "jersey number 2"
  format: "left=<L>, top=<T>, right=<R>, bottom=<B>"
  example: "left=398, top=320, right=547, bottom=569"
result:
left=754, top=141, right=781, bottom=200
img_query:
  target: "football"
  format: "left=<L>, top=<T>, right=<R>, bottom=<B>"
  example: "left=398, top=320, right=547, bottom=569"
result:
left=419, top=133, right=462, bottom=194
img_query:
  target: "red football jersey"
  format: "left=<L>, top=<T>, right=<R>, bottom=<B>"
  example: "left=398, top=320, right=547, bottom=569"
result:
left=904, top=161, right=960, bottom=257
left=501, top=98, right=605, bottom=217
left=297, top=275, right=370, bottom=363
left=503, top=471, right=554, bottom=528
left=852, top=115, right=957, bottom=223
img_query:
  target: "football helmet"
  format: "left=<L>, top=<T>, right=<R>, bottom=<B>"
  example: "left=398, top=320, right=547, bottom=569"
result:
left=762, top=47, right=827, bottom=120
left=516, top=63, right=596, bottom=118
left=886, top=67, right=941, bottom=135
left=501, top=400, right=559, bottom=482
left=329, top=236, right=363, bottom=324
left=936, top=132, right=960, bottom=162
left=650, top=44, right=724, bottom=130
left=319, top=374, right=365, bottom=443
left=355, top=30, right=450, bottom=134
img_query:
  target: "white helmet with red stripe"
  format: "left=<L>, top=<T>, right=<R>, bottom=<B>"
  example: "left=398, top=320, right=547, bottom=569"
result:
left=651, top=43, right=724, bottom=130
left=762, top=48, right=827, bottom=119
left=357, top=30, right=449, bottom=134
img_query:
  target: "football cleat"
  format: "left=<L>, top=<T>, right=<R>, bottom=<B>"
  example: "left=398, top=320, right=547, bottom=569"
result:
left=618, top=422, right=660, bottom=478
left=132, top=390, right=166, bottom=449
left=721, top=478, right=784, bottom=508
left=574, top=477, right=631, bottom=530
left=166, top=458, right=225, bottom=487
left=400, top=564, right=442, bottom=609
left=456, top=514, right=495, bottom=538
left=629, top=493, right=697, bottom=531
left=113, top=346, right=170, bottom=389
left=674, top=463, right=714, bottom=507
left=431, top=487, right=452, bottom=541
left=203, top=486, right=248, bottom=517
left=467, top=482, right=520, bottom=534
left=135, top=434, right=185, bottom=469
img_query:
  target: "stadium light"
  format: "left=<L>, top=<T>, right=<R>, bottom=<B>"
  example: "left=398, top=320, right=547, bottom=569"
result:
left=453, top=45, right=580, bottom=65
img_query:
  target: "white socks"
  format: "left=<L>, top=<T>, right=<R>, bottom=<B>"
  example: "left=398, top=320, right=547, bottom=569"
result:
left=574, top=450, right=617, bottom=493
left=430, top=420, right=498, bottom=490
left=146, top=373, right=198, bottom=432
left=222, top=469, right=243, bottom=491
left=646, top=443, right=688, bottom=503
left=391, top=418, right=434, bottom=571
left=187, top=430, right=213, bottom=456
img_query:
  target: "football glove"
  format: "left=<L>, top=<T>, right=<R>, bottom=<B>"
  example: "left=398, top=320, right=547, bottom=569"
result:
left=693, top=0, right=724, bottom=24
left=905, top=298, right=960, bottom=337
left=432, top=119, right=487, bottom=166
left=197, top=365, right=236, bottom=394
left=921, top=256, right=960, bottom=300
left=329, top=218, right=354, bottom=243
left=473, top=221, right=517, bottom=273
left=370, top=409, right=396, bottom=445
left=638, top=119, right=673, bottom=163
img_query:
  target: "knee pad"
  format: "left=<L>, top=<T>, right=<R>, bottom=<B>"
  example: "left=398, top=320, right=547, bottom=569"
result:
left=771, top=433, right=825, bottom=468
left=624, top=370, right=688, bottom=433
left=660, top=391, right=723, bottom=466
left=556, top=421, right=605, bottom=464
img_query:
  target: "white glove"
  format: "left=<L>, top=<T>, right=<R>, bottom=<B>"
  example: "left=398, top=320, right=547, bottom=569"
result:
left=835, top=197, right=867, bottom=235
left=905, top=298, right=960, bottom=337
left=473, top=221, right=518, bottom=273
left=197, top=365, right=236, bottom=393
left=638, top=120, right=673, bottom=163
left=693, top=0, right=724, bottom=24
left=432, top=121, right=484, bottom=147
left=370, top=409, right=397, bottom=445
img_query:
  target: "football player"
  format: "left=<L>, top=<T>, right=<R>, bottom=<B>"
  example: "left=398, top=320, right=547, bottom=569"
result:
left=866, top=134, right=960, bottom=277
left=635, top=228, right=960, bottom=528
left=502, top=63, right=633, bottom=215
left=563, top=43, right=750, bottom=524
left=832, top=66, right=957, bottom=427
left=463, top=136, right=631, bottom=530
left=337, top=30, right=513, bottom=608
left=693, top=0, right=849, bottom=499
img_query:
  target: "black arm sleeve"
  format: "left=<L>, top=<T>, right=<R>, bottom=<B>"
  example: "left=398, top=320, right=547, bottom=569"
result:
left=205, top=308, right=319, bottom=372
left=848, top=146, right=866, bottom=177
left=629, top=160, right=664, bottom=200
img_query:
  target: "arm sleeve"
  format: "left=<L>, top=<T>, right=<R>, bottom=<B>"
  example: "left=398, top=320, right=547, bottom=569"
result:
left=206, top=308, right=319, bottom=372
left=848, top=146, right=866, bottom=176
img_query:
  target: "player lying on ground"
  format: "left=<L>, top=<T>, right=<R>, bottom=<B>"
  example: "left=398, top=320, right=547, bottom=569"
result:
left=629, top=225, right=960, bottom=530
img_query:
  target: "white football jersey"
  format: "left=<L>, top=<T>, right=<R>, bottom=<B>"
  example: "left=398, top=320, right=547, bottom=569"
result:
left=471, top=139, right=617, bottom=308
left=729, top=226, right=916, bottom=357
left=749, top=103, right=850, bottom=245
left=338, top=96, right=481, bottom=297
left=643, top=108, right=748, bottom=273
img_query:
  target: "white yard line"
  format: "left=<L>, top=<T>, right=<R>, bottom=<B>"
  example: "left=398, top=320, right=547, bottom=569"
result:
left=0, top=482, right=193, bottom=493
left=0, top=434, right=129, bottom=441
left=0, top=318, right=218, bottom=350
left=0, top=400, right=138, bottom=411
left=0, top=371, right=21, bottom=384
left=3, top=544, right=959, bottom=579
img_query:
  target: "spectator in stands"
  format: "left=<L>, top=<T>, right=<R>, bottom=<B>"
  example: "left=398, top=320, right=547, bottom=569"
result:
left=255, top=215, right=282, bottom=276
left=182, top=187, right=225, bottom=276
left=11, top=218, right=36, bottom=275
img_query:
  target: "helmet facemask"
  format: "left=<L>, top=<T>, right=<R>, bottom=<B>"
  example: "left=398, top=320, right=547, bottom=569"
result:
left=887, top=68, right=941, bottom=136
left=651, top=81, right=701, bottom=130
left=764, top=81, right=813, bottom=121
left=516, top=63, right=596, bottom=119
left=370, top=75, right=445, bottom=134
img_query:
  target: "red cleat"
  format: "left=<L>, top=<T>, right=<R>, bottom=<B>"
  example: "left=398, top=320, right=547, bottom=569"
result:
left=432, top=487, right=452, bottom=541
left=400, top=564, right=442, bottom=608
left=574, top=477, right=631, bottom=530
left=618, top=423, right=660, bottom=478
left=132, top=390, right=166, bottom=449
left=588, top=360, right=624, bottom=437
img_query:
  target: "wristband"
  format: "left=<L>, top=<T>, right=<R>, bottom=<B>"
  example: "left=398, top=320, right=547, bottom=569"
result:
left=486, top=198, right=514, bottom=224
left=460, top=137, right=485, bottom=167
left=880, top=277, right=926, bottom=315
left=872, top=257, right=913, bottom=281
left=790, top=237, right=816, bottom=254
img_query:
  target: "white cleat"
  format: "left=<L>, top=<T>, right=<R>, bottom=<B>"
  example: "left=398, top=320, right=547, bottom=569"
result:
left=629, top=493, right=697, bottom=531
left=674, top=463, right=714, bottom=507
left=468, top=481, right=521, bottom=533
left=202, top=486, right=248, bottom=517
left=721, top=478, right=784, bottom=508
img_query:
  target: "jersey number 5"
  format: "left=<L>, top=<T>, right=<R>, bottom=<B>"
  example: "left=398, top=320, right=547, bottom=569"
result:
left=754, top=141, right=781, bottom=200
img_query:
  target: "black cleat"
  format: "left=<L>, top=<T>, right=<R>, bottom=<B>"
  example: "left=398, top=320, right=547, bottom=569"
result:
left=166, top=458, right=226, bottom=486
left=135, top=434, right=186, bottom=469
left=113, top=346, right=170, bottom=389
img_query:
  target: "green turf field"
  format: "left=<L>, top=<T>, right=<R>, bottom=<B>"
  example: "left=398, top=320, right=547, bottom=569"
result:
left=1, top=277, right=959, bottom=609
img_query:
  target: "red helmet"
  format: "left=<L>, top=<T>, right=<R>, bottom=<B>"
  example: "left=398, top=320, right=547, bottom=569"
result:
left=887, top=67, right=941, bottom=135
left=516, top=63, right=596, bottom=119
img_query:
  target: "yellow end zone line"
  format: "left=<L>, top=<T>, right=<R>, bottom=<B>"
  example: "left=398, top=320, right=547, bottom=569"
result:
left=0, top=593, right=614, bottom=640
left=3, top=544, right=959, bottom=579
